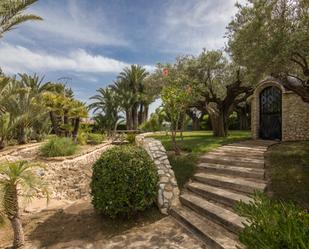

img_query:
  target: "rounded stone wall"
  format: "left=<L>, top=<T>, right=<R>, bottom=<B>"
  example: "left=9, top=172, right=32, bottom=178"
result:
left=136, top=133, right=180, bottom=215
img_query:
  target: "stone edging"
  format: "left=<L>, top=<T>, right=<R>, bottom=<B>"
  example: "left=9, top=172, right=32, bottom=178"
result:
left=136, top=133, right=180, bottom=215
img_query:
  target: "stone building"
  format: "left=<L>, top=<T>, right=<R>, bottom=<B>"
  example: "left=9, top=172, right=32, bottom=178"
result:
left=251, top=78, right=309, bottom=141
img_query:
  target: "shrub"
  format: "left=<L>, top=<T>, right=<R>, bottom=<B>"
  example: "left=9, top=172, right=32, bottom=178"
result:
left=87, top=133, right=105, bottom=145
left=40, top=137, right=78, bottom=157
left=90, top=146, right=158, bottom=218
left=77, top=131, right=87, bottom=145
left=236, top=192, right=309, bottom=249
left=126, top=133, right=136, bottom=144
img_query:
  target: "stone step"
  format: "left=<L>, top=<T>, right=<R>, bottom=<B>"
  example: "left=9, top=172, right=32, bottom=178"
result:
left=208, top=150, right=264, bottom=160
left=233, top=140, right=276, bottom=147
left=199, top=155, right=264, bottom=168
left=197, top=163, right=265, bottom=179
left=213, top=147, right=265, bottom=156
left=180, top=193, right=246, bottom=234
left=221, top=145, right=267, bottom=152
left=187, top=182, right=252, bottom=208
left=171, top=207, right=243, bottom=249
left=194, top=173, right=267, bottom=194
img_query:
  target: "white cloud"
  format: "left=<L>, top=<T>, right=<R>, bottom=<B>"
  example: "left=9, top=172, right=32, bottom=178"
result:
left=23, top=0, right=128, bottom=47
left=0, top=43, right=128, bottom=74
left=157, top=0, right=239, bottom=54
left=0, top=43, right=154, bottom=75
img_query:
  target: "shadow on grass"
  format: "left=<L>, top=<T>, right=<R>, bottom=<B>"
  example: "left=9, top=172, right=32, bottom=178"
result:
left=28, top=201, right=163, bottom=248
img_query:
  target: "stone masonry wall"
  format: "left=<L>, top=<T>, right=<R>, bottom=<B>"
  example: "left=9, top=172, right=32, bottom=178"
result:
left=136, top=133, right=180, bottom=215
left=282, top=92, right=309, bottom=141
left=40, top=143, right=112, bottom=200
left=251, top=79, right=309, bottom=141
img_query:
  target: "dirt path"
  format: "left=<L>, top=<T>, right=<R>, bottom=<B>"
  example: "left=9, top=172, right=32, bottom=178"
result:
left=0, top=200, right=205, bottom=249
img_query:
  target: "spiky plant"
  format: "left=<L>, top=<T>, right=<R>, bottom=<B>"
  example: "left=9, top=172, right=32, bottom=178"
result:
left=0, top=160, right=49, bottom=248
left=0, top=0, right=42, bottom=38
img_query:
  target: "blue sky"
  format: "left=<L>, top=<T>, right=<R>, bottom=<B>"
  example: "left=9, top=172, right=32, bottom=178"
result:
left=0, top=0, right=240, bottom=112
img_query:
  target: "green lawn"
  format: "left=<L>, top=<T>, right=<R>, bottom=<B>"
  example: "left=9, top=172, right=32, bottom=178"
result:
left=152, top=131, right=251, bottom=188
left=265, top=141, right=309, bottom=209
left=151, top=131, right=251, bottom=154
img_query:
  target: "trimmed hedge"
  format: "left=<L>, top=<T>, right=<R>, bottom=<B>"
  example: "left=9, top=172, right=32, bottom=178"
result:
left=40, top=137, right=78, bottom=157
left=90, top=145, right=158, bottom=218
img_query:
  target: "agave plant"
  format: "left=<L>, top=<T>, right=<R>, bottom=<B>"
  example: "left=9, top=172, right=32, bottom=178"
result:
left=0, top=160, right=49, bottom=248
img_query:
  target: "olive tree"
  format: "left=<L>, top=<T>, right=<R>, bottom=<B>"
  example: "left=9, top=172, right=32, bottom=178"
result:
left=227, top=0, right=309, bottom=102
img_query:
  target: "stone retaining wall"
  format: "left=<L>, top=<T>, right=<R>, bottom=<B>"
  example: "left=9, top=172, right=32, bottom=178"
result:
left=37, top=143, right=112, bottom=200
left=136, top=133, right=180, bottom=215
left=0, top=142, right=42, bottom=161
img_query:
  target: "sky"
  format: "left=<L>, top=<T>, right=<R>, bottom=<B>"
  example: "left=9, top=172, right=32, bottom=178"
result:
left=0, top=0, right=241, bottom=112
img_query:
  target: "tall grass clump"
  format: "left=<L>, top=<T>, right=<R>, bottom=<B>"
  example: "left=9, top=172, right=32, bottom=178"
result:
left=40, top=137, right=78, bottom=157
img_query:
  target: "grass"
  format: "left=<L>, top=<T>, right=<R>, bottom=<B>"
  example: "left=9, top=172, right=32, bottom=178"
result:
left=40, top=137, right=78, bottom=157
left=152, top=131, right=251, bottom=154
left=265, top=141, right=309, bottom=209
left=152, top=130, right=251, bottom=188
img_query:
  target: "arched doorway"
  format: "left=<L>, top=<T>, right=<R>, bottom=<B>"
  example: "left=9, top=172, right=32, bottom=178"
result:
left=259, top=86, right=282, bottom=140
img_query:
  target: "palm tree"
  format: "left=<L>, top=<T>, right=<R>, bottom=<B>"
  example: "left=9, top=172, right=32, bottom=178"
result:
left=117, top=65, right=149, bottom=129
left=0, top=160, right=48, bottom=248
left=0, top=0, right=42, bottom=38
left=5, top=75, right=48, bottom=144
left=111, top=80, right=135, bottom=130
left=89, top=87, right=122, bottom=135
left=68, top=100, right=88, bottom=143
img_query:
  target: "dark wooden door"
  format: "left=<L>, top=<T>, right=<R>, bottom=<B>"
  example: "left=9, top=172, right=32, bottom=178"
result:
left=259, top=86, right=282, bottom=140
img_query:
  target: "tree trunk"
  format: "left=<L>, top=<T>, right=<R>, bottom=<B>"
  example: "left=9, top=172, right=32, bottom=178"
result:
left=0, top=138, right=6, bottom=150
left=171, top=115, right=181, bottom=155
left=138, top=104, right=143, bottom=126
left=132, top=104, right=139, bottom=130
left=171, top=130, right=180, bottom=155
left=63, top=111, right=69, bottom=137
left=126, top=109, right=133, bottom=130
left=143, top=105, right=149, bottom=124
left=72, top=118, right=80, bottom=143
left=192, top=117, right=200, bottom=131
left=10, top=216, right=24, bottom=248
left=210, top=112, right=228, bottom=137
left=8, top=186, right=25, bottom=248
left=17, top=126, right=27, bottom=145
left=49, top=112, right=60, bottom=136
left=237, top=111, right=250, bottom=130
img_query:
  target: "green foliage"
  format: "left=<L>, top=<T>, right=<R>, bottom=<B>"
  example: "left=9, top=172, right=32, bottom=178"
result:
left=126, top=133, right=136, bottom=144
left=139, top=107, right=168, bottom=132
left=0, top=160, right=48, bottom=247
left=90, top=146, right=158, bottom=218
left=87, top=133, right=105, bottom=145
left=0, top=0, right=43, bottom=38
left=227, top=0, right=309, bottom=101
left=90, top=87, right=122, bottom=133
left=40, top=137, right=78, bottom=157
left=266, top=141, right=309, bottom=209
left=77, top=131, right=87, bottom=145
left=236, top=192, right=309, bottom=249
left=139, top=118, right=161, bottom=132
left=168, top=153, right=197, bottom=189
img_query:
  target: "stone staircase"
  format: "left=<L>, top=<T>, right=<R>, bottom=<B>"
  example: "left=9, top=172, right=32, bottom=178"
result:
left=170, top=140, right=275, bottom=249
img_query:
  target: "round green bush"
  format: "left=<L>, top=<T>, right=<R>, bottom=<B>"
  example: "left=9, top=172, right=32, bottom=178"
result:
left=90, top=145, right=158, bottom=218
left=40, top=137, right=78, bottom=157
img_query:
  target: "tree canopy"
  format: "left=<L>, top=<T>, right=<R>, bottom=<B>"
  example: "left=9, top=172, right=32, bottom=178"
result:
left=227, top=0, right=309, bottom=102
